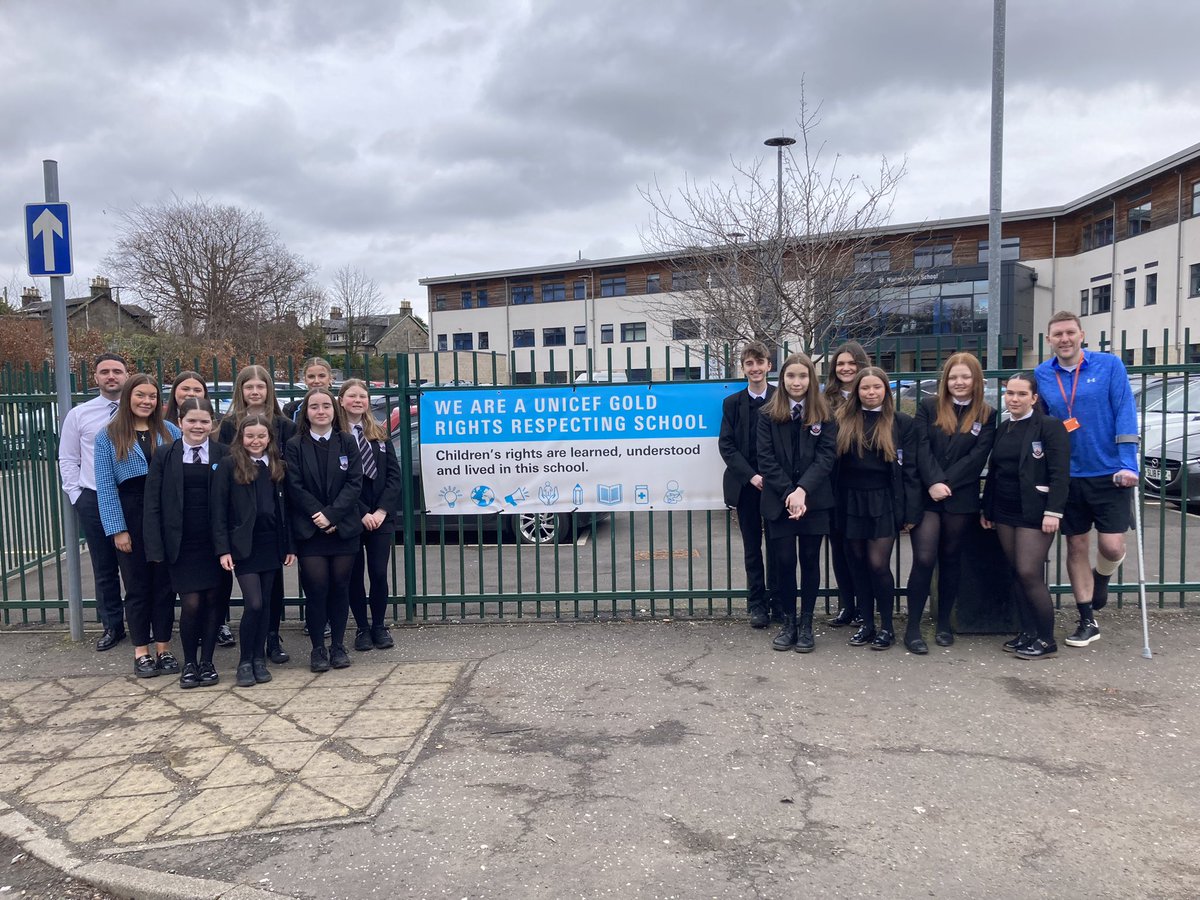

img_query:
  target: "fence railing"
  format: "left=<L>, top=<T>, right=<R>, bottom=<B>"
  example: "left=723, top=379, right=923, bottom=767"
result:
left=2, top=334, right=1197, bottom=627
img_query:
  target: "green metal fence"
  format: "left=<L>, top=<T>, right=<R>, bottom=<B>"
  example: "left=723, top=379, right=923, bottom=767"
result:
left=2, top=331, right=1197, bottom=629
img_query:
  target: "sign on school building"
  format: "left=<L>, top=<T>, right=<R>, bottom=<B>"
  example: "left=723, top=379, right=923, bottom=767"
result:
left=418, top=382, right=736, bottom=514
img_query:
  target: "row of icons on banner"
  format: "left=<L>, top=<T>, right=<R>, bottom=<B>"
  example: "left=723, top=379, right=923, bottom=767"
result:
left=438, top=481, right=686, bottom=509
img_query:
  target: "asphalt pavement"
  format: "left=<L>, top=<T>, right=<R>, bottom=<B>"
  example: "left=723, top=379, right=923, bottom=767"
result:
left=1, top=608, right=1198, bottom=900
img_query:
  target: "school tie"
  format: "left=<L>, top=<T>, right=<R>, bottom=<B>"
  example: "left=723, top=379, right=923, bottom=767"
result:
left=107, top=401, right=118, bottom=418
left=791, top=404, right=803, bottom=421
left=191, top=446, right=201, bottom=464
left=355, top=425, right=377, bottom=480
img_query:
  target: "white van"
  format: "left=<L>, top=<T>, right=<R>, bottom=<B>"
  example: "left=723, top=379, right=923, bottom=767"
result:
left=573, top=371, right=629, bottom=384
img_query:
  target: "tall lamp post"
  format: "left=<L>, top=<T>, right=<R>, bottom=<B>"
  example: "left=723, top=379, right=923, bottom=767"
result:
left=764, top=136, right=795, bottom=363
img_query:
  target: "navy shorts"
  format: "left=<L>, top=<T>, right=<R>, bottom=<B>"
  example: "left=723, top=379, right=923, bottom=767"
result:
left=1062, top=475, right=1132, bottom=536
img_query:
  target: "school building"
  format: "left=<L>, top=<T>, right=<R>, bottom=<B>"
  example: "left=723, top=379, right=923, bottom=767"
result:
left=420, top=143, right=1200, bottom=382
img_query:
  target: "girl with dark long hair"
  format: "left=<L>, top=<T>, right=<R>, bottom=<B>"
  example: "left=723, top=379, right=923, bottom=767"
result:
left=163, top=371, right=207, bottom=426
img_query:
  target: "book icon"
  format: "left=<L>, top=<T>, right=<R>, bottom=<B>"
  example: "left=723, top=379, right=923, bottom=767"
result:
left=597, top=484, right=623, bottom=505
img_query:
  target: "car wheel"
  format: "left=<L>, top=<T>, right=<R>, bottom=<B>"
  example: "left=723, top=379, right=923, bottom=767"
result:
left=513, top=511, right=564, bottom=544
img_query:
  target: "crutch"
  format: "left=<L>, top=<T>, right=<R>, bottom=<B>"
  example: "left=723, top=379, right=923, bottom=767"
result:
left=1131, top=479, right=1152, bottom=660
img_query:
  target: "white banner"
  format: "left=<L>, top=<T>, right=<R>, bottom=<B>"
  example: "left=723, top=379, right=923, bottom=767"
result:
left=418, top=382, right=738, bottom=514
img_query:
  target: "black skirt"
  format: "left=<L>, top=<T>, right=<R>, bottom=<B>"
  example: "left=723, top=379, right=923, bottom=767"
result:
left=765, top=509, right=831, bottom=538
left=169, top=463, right=223, bottom=593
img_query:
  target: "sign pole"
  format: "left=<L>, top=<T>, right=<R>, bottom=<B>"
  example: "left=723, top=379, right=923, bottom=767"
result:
left=42, top=160, right=84, bottom=641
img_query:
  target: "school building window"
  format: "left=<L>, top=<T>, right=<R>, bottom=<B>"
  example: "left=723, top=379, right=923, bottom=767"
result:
left=1092, top=283, right=1112, bottom=314
left=1144, top=347, right=1157, bottom=364
left=434, top=294, right=447, bottom=311
left=543, top=371, right=569, bottom=385
left=453, top=333, right=473, bottom=351
left=477, top=289, right=488, bottom=307
left=542, top=282, right=566, bottom=302
left=478, top=332, right=489, bottom=350
left=914, top=244, right=953, bottom=268
left=646, top=273, right=661, bottom=294
left=1193, top=182, right=1200, bottom=217
left=621, top=321, right=647, bottom=342
left=543, top=327, right=566, bottom=347
left=512, top=371, right=535, bottom=385
left=600, top=324, right=614, bottom=344
left=512, top=329, right=534, bottom=348
left=574, top=279, right=587, bottom=300
left=600, top=276, right=627, bottom=297
left=512, top=284, right=534, bottom=305
left=672, top=318, right=702, bottom=340
left=854, top=250, right=890, bottom=272
left=1083, top=217, right=1114, bottom=251
left=1145, top=273, right=1157, bottom=306
left=977, top=237, right=1020, bottom=262
left=1124, top=278, right=1136, bottom=309
left=1080, top=289, right=1089, bottom=316
left=574, top=325, right=587, bottom=345
left=437, top=334, right=448, bottom=351
left=461, top=290, right=474, bottom=310
left=1190, top=263, right=1200, bottom=297
left=1128, top=201, right=1152, bottom=236
left=672, top=270, right=702, bottom=290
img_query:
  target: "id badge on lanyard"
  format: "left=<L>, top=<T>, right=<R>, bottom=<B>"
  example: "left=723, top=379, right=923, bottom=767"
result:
left=1056, top=368, right=1081, bottom=433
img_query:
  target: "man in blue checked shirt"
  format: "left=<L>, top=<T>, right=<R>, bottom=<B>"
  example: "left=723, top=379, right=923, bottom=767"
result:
left=1035, top=310, right=1139, bottom=649
left=58, top=354, right=129, bottom=651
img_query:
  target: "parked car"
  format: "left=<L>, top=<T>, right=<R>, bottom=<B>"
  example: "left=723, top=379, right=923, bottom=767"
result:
left=390, top=421, right=606, bottom=544
left=1143, top=432, right=1200, bottom=507
left=1138, top=377, right=1199, bottom=457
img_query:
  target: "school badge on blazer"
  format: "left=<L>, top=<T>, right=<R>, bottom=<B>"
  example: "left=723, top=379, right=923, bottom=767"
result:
left=971, top=421, right=982, bottom=436
left=339, top=455, right=349, bottom=470
left=809, top=423, right=822, bottom=436
left=1031, top=441, right=1044, bottom=459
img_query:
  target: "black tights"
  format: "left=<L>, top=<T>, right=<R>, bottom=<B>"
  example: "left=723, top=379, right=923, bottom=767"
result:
left=827, top=529, right=857, bottom=615
left=350, top=529, right=393, bottom=630
left=769, top=534, right=824, bottom=620
left=236, top=569, right=276, bottom=664
left=179, top=588, right=223, bottom=667
left=299, top=554, right=355, bottom=649
left=846, top=535, right=896, bottom=631
left=995, top=525, right=1056, bottom=642
left=905, top=510, right=973, bottom=636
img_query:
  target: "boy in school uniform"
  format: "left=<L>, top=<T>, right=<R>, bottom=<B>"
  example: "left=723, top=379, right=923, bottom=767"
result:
left=719, top=342, right=777, bottom=628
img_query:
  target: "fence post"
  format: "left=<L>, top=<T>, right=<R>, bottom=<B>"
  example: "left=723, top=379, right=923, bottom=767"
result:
left=398, top=353, right=417, bottom=623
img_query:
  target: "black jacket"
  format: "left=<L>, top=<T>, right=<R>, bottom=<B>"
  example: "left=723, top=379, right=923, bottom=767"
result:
left=143, top=439, right=230, bottom=564
left=914, top=397, right=997, bottom=514
left=756, top=413, right=837, bottom=522
left=982, top=409, right=1071, bottom=523
left=718, top=385, right=777, bottom=507
left=284, top=432, right=364, bottom=541
left=352, top=428, right=404, bottom=533
left=837, top=410, right=924, bottom=529
left=210, top=457, right=293, bottom=562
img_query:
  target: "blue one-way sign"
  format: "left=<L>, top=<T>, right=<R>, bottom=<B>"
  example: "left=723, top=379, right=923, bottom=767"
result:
left=25, top=202, right=72, bottom=277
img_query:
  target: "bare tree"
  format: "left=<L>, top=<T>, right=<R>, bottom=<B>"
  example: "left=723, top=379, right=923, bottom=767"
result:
left=328, top=265, right=384, bottom=364
left=105, top=196, right=315, bottom=340
left=639, top=91, right=908, bottom=360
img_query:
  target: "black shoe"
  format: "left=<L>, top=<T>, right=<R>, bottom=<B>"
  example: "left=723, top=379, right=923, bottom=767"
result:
left=179, top=663, right=201, bottom=689
left=828, top=607, right=857, bottom=627
left=935, top=630, right=955, bottom=647
left=849, top=625, right=876, bottom=647
left=96, top=628, right=125, bottom=652
left=267, top=632, right=290, bottom=664
left=354, top=628, right=373, bottom=652
left=156, top=650, right=180, bottom=673
left=329, top=644, right=351, bottom=669
left=1091, top=569, right=1111, bottom=611
left=310, top=646, right=330, bottom=673
left=235, top=662, right=256, bottom=687
left=252, top=658, right=272, bottom=683
left=1002, top=633, right=1034, bottom=653
left=870, top=629, right=894, bottom=650
left=1065, top=619, right=1100, bottom=647
left=794, top=617, right=815, bottom=654
left=217, top=624, right=236, bottom=648
left=134, top=654, right=159, bottom=678
left=749, top=607, right=770, bottom=629
left=904, top=634, right=928, bottom=655
left=769, top=607, right=786, bottom=624
left=1016, top=638, right=1058, bottom=659
left=198, top=661, right=219, bottom=686
left=371, top=625, right=394, bottom=649
left=772, top=617, right=798, bottom=651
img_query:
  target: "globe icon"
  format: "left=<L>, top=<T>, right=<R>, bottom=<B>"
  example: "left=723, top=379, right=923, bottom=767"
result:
left=470, top=485, right=496, bottom=507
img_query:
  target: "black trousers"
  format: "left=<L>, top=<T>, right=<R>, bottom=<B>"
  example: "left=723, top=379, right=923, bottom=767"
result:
left=74, top=489, right=126, bottom=631
left=115, top=491, right=175, bottom=647
left=735, top=484, right=770, bottom=613
left=350, top=528, right=394, bottom=630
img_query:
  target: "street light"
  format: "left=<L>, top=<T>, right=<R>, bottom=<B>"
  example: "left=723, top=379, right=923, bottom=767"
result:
left=764, top=136, right=795, bottom=360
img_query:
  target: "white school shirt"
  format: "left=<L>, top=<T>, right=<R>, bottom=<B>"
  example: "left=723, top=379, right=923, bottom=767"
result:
left=58, top=395, right=119, bottom=503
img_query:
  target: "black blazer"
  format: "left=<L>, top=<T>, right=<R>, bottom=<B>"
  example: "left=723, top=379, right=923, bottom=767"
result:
left=143, top=439, right=230, bottom=564
left=284, top=432, right=364, bottom=541
left=756, top=413, right=838, bottom=522
left=352, top=428, right=404, bottom=534
left=914, top=397, right=997, bottom=514
left=217, top=413, right=296, bottom=450
left=837, top=411, right=924, bottom=529
left=719, top=385, right=777, bottom=507
left=982, top=410, right=1071, bottom=523
left=210, top=458, right=293, bottom=562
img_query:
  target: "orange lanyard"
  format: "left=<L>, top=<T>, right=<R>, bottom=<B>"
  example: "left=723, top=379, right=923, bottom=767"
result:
left=1054, top=362, right=1081, bottom=419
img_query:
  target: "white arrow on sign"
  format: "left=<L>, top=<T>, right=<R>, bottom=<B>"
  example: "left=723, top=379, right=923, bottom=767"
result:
left=32, top=208, right=64, bottom=273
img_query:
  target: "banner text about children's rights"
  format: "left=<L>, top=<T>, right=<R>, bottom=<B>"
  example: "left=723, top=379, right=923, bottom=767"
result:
left=418, top=382, right=737, bottom=514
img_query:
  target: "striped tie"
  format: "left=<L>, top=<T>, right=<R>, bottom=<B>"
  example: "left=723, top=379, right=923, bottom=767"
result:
left=355, top=425, right=377, bottom=480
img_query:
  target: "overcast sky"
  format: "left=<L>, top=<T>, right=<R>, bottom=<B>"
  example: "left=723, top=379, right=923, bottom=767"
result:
left=3, top=0, right=1198, bottom=321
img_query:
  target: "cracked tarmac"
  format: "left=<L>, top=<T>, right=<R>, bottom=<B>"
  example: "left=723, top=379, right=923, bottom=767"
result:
left=1, top=611, right=1198, bottom=899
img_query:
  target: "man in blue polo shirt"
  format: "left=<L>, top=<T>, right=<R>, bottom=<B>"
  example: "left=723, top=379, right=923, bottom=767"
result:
left=1035, top=310, right=1139, bottom=648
